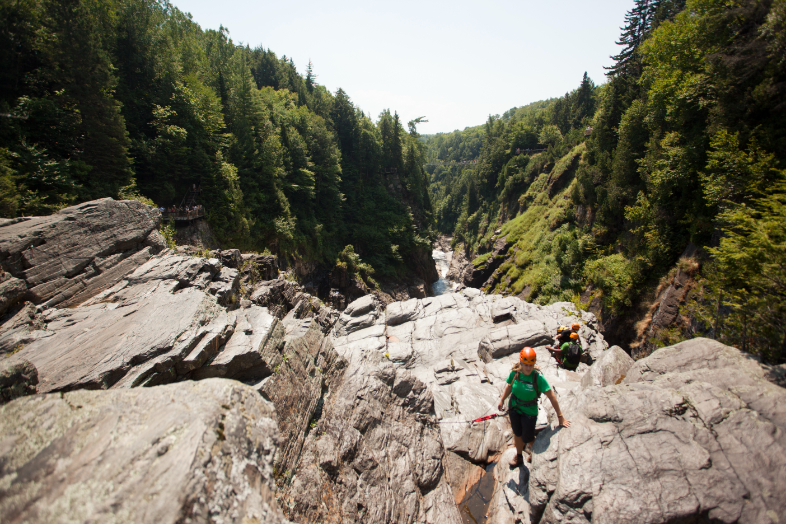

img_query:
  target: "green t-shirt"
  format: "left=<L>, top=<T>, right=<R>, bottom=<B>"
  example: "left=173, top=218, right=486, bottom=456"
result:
left=506, top=370, right=551, bottom=416
left=559, top=342, right=583, bottom=370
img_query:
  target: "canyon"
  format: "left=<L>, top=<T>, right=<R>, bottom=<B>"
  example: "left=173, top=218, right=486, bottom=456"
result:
left=0, top=199, right=784, bottom=523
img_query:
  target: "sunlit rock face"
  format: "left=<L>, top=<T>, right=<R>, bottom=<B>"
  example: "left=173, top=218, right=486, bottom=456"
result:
left=529, top=338, right=786, bottom=524
left=277, top=291, right=606, bottom=524
left=0, top=379, right=291, bottom=524
left=5, top=200, right=781, bottom=524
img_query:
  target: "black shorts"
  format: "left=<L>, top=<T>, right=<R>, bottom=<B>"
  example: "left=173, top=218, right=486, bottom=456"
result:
left=509, top=409, right=537, bottom=442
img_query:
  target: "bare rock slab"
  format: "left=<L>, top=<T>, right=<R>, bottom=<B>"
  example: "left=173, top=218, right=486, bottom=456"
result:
left=0, top=379, right=290, bottom=524
left=9, top=281, right=224, bottom=392
left=530, top=338, right=786, bottom=524
left=0, top=198, right=164, bottom=308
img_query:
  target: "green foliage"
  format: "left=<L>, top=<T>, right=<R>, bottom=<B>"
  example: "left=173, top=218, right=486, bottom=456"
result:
left=0, top=0, right=434, bottom=281
left=159, top=219, right=177, bottom=250
left=335, top=244, right=375, bottom=284
left=584, top=254, right=641, bottom=311
left=701, top=129, right=781, bottom=210
left=472, top=252, right=492, bottom=266
left=118, top=182, right=154, bottom=206
left=538, top=125, right=562, bottom=148
left=0, top=148, right=19, bottom=218
left=686, top=176, right=786, bottom=361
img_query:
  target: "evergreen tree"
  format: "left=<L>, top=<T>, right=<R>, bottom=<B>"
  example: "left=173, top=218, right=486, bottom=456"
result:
left=571, top=72, right=595, bottom=128
left=43, top=0, right=133, bottom=199
left=330, top=88, right=357, bottom=157
left=305, top=60, right=316, bottom=93
left=605, top=0, right=657, bottom=79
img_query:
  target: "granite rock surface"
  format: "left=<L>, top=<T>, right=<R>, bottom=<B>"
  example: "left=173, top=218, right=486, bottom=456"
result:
left=276, top=291, right=604, bottom=524
left=0, top=198, right=164, bottom=310
left=4, top=201, right=781, bottom=524
left=0, top=379, right=290, bottom=524
left=529, top=338, right=786, bottom=524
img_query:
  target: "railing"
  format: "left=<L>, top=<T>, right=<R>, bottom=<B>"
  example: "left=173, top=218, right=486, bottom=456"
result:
left=161, top=209, right=205, bottom=221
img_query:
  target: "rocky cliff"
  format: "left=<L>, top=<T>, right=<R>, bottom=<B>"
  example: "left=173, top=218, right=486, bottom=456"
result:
left=529, top=338, right=786, bottom=523
left=0, top=199, right=783, bottom=524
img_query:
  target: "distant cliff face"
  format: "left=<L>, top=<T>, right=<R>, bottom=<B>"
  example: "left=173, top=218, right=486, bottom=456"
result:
left=1, top=200, right=784, bottom=524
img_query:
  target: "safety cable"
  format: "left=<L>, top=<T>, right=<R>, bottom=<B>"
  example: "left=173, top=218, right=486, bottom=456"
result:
left=434, top=409, right=510, bottom=425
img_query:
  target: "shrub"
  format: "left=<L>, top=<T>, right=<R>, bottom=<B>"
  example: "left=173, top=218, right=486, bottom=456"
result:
left=583, top=253, right=640, bottom=311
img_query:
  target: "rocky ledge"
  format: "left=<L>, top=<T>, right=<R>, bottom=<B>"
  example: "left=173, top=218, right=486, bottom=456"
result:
left=528, top=338, right=786, bottom=524
left=0, top=200, right=783, bottom=524
left=0, top=379, right=289, bottom=523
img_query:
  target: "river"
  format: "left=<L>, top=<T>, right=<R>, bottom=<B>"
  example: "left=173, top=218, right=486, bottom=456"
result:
left=431, top=246, right=458, bottom=296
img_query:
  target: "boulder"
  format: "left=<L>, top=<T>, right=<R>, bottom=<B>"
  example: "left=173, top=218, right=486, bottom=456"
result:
left=190, top=305, right=278, bottom=381
left=529, top=338, right=786, bottom=523
left=0, top=272, right=26, bottom=316
left=344, top=294, right=377, bottom=317
left=8, top=281, right=225, bottom=392
left=206, top=265, right=240, bottom=305
left=216, top=248, right=242, bottom=268
left=3, top=249, right=256, bottom=393
left=478, top=321, right=553, bottom=362
left=0, top=358, right=37, bottom=403
left=580, top=345, right=634, bottom=388
left=332, top=295, right=382, bottom=337
left=0, top=198, right=164, bottom=308
left=0, top=379, right=290, bottom=523
left=386, top=298, right=422, bottom=326
left=244, top=254, right=280, bottom=280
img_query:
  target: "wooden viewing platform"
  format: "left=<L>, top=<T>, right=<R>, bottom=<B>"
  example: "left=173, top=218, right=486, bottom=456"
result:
left=161, top=184, right=205, bottom=223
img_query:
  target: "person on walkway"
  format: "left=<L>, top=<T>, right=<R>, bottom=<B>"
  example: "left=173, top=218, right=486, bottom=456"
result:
left=498, top=347, right=570, bottom=467
left=546, top=332, right=583, bottom=371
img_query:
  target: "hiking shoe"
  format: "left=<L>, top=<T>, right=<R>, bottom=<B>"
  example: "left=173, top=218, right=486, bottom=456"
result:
left=509, top=454, right=523, bottom=468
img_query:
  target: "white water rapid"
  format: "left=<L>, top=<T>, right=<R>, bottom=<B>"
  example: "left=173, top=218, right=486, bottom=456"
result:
left=431, top=247, right=458, bottom=296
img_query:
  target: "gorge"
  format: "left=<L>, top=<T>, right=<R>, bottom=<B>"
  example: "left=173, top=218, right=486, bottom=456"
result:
left=0, top=199, right=784, bottom=523
left=1, top=0, right=786, bottom=521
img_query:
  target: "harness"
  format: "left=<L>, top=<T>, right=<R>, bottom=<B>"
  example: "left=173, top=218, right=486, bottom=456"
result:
left=510, top=369, right=541, bottom=412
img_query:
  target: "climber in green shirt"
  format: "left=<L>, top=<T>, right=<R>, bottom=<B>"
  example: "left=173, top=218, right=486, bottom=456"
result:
left=546, top=332, right=583, bottom=371
left=498, top=347, right=571, bottom=468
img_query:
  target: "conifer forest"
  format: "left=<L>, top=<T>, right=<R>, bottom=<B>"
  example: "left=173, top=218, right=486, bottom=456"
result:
left=1, top=0, right=785, bottom=361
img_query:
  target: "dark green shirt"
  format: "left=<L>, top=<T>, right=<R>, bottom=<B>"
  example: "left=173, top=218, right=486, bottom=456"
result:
left=560, top=341, right=583, bottom=370
left=506, top=370, right=551, bottom=416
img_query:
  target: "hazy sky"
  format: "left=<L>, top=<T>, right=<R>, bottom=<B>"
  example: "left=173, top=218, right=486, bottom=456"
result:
left=170, top=0, right=633, bottom=135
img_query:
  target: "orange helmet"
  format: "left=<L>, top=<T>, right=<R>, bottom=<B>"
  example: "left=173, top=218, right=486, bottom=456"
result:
left=571, top=323, right=581, bottom=331
left=570, top=332, right=579, bottom=340
left=519, top=347, right=536, bottom=365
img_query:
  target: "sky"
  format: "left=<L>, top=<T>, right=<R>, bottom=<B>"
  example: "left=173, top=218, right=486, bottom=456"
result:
left=170, top=0, right=633, bottom=135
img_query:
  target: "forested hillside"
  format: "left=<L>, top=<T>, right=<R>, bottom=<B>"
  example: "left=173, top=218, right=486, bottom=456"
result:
left=0, top=0, right=434, bottom=280
left=426, top=0, right=786, bottom=361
